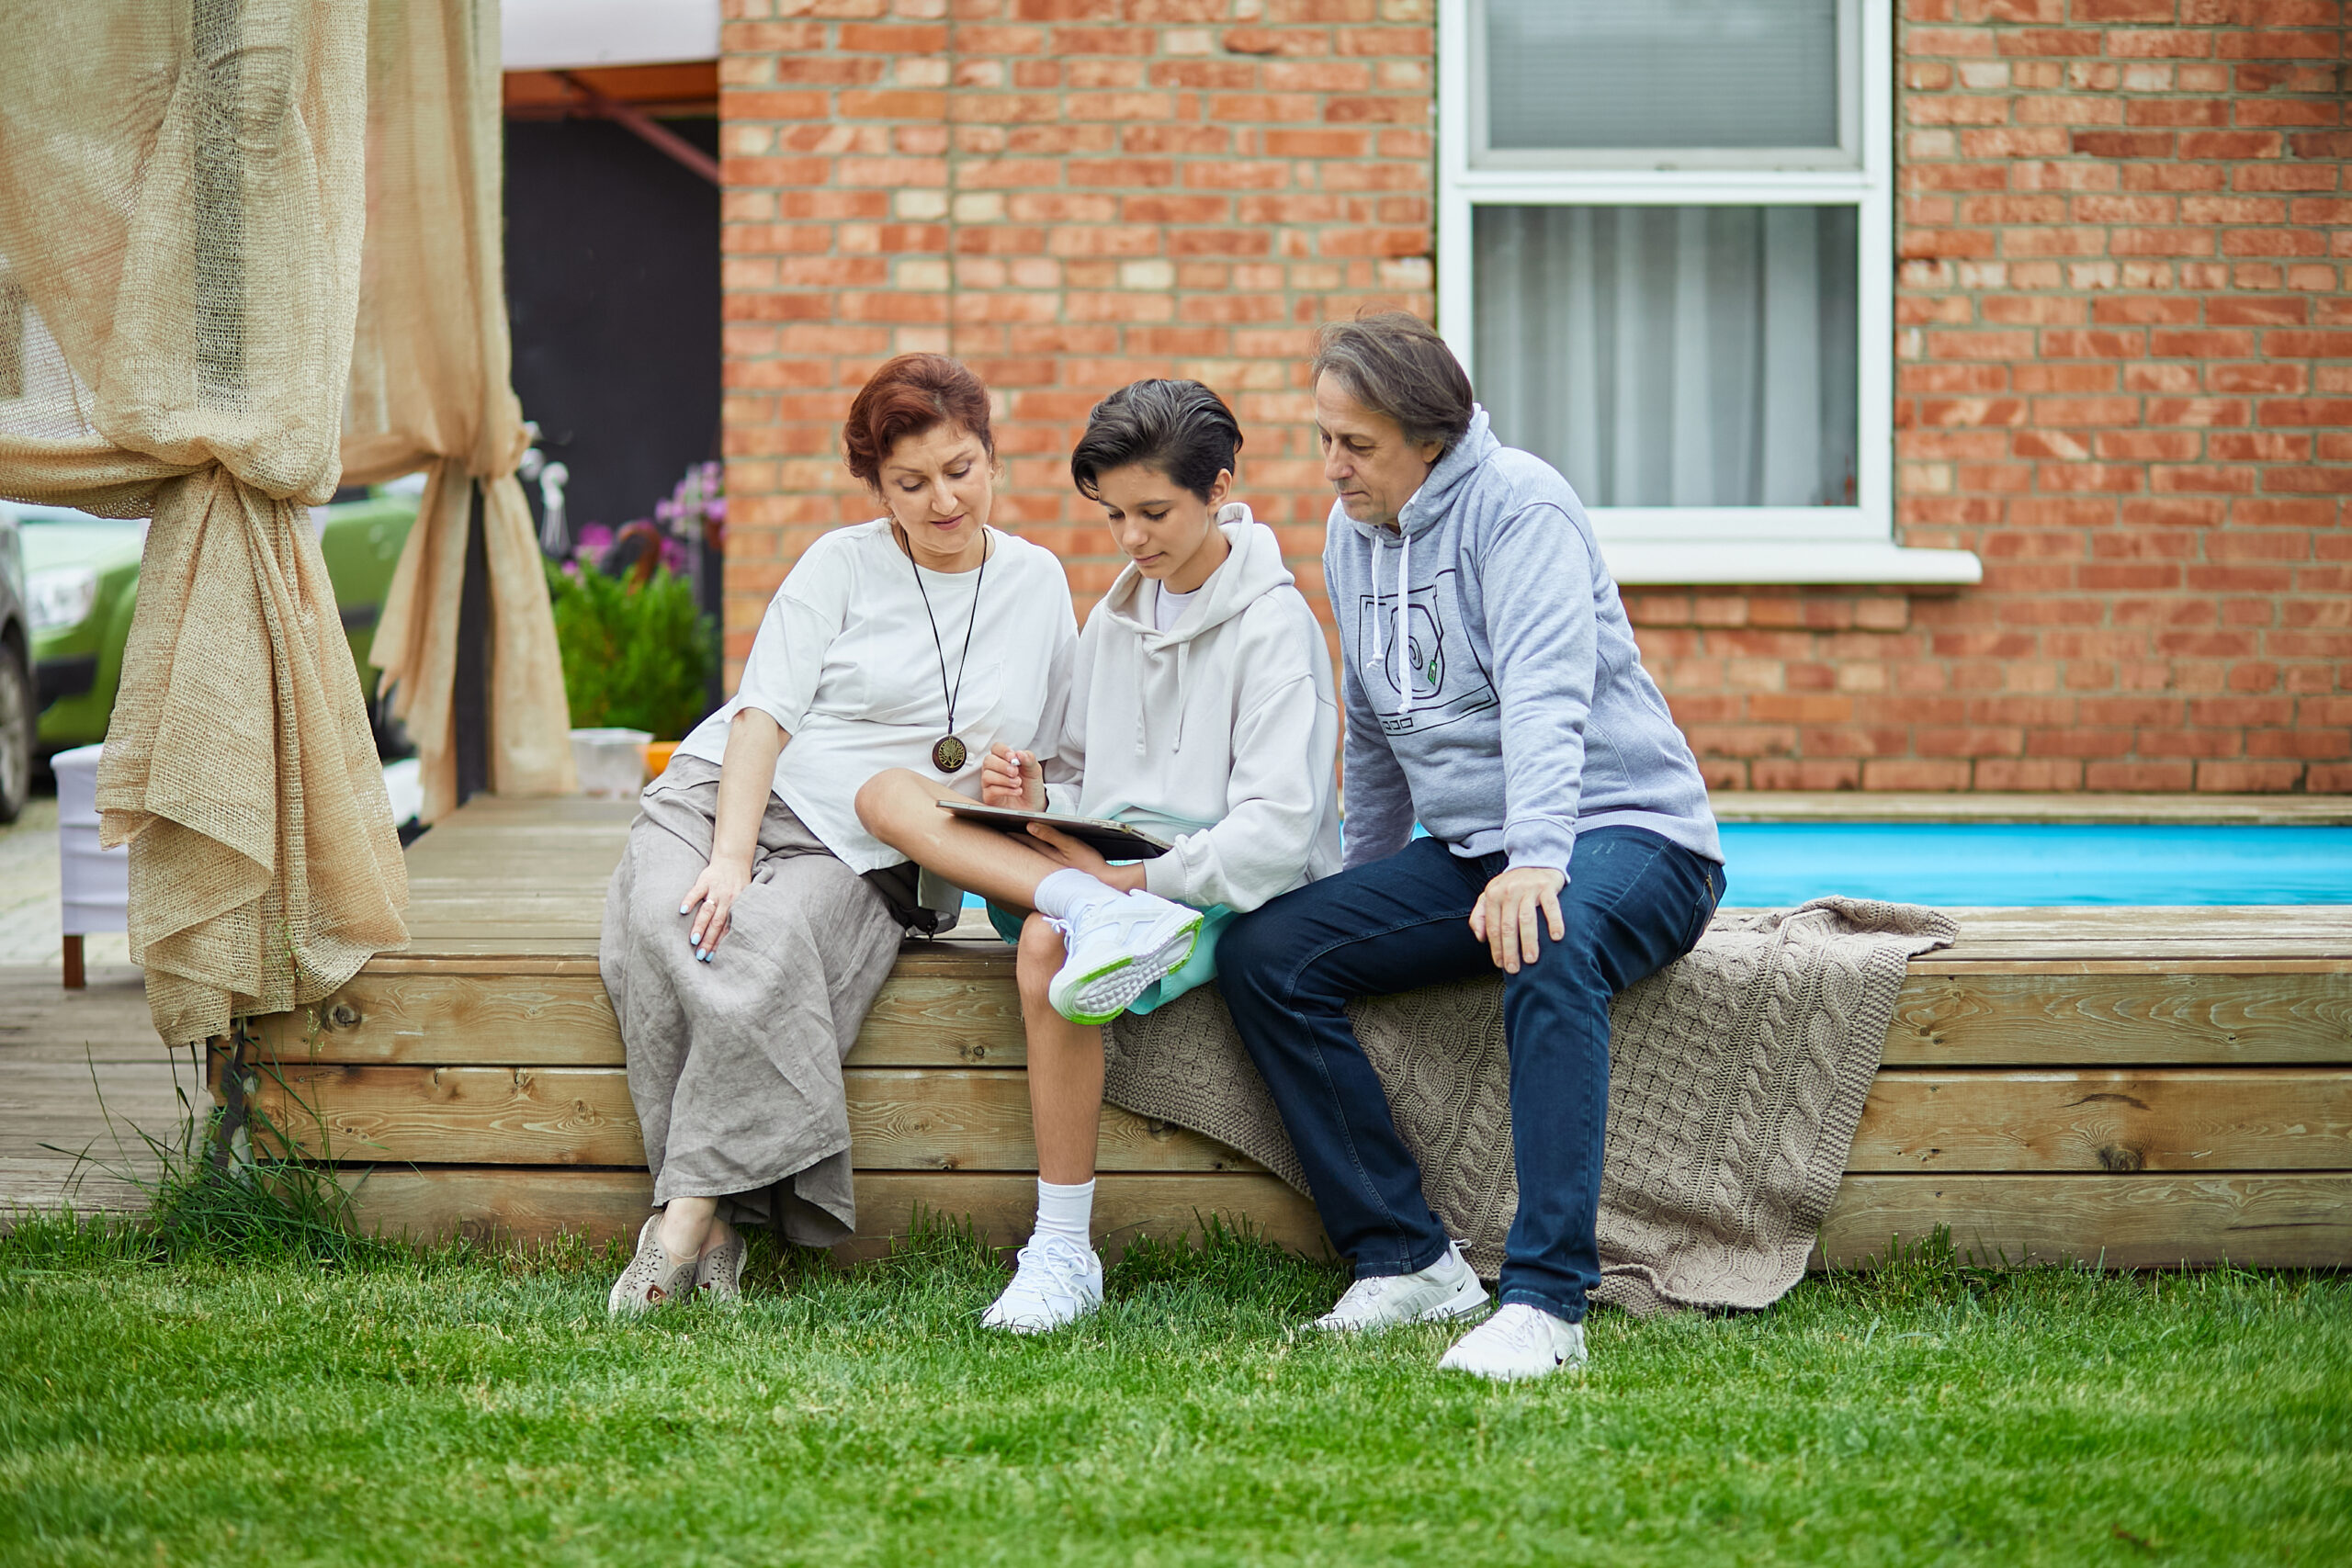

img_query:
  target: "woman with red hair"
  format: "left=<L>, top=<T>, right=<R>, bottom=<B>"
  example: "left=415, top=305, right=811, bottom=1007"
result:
left=599, top=354, right=1077, bottom=1313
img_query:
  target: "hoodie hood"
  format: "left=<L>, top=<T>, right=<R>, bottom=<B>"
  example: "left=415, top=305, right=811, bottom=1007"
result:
left=1100, top=502, right=1295, bottom=644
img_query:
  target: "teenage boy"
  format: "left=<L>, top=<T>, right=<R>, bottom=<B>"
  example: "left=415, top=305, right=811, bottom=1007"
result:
left=1217, top=313, right=1727, bottom=1382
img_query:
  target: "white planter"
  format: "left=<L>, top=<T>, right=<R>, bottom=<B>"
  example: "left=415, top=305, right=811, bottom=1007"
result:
left=571, top=728, right=652, bottom=800
left=51, top=743, right=128, bottom=936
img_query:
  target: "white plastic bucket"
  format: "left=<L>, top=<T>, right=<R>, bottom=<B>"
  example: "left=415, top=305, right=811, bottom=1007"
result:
left=51, top=742, right=128, bottom=936
left=571, top=728, right=652, bottom=800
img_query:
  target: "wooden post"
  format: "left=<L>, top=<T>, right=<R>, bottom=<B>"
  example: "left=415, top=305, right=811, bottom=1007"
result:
left=61, top=933, right=84, bottom=990
left=453, top=478, right=490, bottom=805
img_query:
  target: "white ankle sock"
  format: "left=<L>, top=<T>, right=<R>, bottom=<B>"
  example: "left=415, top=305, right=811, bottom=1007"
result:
left=1033, top=868, right=1123, bottom=923
left=1033, top=1177, right=1095, bottom=1250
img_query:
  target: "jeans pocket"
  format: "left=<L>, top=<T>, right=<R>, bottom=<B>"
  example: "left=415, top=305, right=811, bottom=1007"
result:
left=1682, top=863, right=1723, bottom=953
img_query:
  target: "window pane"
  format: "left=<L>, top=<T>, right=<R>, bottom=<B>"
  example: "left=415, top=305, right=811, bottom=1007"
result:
left=1473, top=205, right=1859, bottom=509
left=1486, top=0, right=1839, bottom=152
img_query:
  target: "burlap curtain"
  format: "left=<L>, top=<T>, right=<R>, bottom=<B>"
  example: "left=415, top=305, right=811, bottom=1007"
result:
left=345, top=0, right=573, bottom=822
left=0, top=0, right=408, bottom=1044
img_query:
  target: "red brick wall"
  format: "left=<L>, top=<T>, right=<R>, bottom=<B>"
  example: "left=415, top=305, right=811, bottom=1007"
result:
left=720, top=2, right=2349, bottom=794
left=718, top=0, right=1435, bottom=670
left=1641, top=0, right=2346, bottom=795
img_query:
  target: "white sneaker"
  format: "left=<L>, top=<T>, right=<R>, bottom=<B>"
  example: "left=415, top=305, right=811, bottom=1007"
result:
left=1046, top=890, right=1204, bottom=1025
left=979, top=1233, right=1104, bottom=1334
left=1438, top=1303, right=1589, bottom=1382
left=1310, top=1240, right=1488, bottom=1332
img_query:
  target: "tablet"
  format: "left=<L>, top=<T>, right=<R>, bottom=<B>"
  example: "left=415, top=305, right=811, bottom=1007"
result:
left=937, top=798, right=1172, bottom=860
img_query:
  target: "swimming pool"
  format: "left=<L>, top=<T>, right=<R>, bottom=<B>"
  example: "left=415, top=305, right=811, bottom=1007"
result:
left=1715, top=822, right=2352, bottom=907
left=957, top=820, right=2352, bottom=910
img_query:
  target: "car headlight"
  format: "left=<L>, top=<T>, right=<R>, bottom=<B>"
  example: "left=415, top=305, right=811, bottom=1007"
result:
left=28, top=566, right=98, bottom=632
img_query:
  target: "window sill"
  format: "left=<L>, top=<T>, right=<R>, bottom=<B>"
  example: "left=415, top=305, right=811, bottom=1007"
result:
left=1598, top=538, right=1983, bottom=587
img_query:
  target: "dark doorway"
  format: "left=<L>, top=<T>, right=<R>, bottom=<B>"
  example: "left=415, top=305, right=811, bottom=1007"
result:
left=503, top=116, right=720, bottom=538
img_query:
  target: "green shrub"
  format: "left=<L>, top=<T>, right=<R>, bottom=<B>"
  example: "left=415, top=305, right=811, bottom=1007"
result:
left=546, top=562, right=715, bottom=741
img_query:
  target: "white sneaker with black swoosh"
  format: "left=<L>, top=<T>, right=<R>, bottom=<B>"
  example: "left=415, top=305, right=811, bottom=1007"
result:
left=1309, top=1240, right=1488, bottom=1332
left=1438, top=1303, right=1589, bottom=1382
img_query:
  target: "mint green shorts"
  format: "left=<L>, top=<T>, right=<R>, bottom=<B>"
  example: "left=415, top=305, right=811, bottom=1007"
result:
left=986, top=898, right=1233, bottom=1017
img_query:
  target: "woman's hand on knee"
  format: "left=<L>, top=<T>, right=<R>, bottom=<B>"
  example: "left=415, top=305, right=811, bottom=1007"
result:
left=681, top=855, right=754, bottom=960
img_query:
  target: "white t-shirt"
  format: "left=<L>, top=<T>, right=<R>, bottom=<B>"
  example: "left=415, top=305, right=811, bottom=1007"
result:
left=1152, top=581, right=1198, bottom=632
left=675, top=520, right=1078, bottom=873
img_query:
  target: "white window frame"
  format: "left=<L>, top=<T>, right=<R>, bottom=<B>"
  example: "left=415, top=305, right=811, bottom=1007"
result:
left=1436, top=0, right=1979, bottom=586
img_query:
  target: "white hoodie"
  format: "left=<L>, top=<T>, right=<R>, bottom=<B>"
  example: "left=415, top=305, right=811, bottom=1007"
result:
left=1044, top=504, right=1342, bottom=912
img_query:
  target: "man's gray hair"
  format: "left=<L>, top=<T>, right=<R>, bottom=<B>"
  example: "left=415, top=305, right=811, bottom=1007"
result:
left=1312, top=311, right=1476, bottom=452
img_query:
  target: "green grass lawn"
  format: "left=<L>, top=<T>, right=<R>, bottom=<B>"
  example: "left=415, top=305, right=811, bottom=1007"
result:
left=1, top=1214, right=2346, bottom=1567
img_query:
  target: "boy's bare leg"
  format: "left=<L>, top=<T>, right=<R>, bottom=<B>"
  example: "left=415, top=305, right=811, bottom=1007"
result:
left=1016, top=912, right=1104, bottom=1185
left=854, top=768, right=1071, bottom=908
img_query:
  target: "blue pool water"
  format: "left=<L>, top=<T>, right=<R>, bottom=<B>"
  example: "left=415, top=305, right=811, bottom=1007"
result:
left=962, top=824, right=2351, bottom=908
left=1715, top=823, right=2351, bottom=907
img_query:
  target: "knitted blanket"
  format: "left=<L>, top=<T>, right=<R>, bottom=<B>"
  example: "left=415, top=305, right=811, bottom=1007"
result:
left=1103, top=898, right=1958, bottom=1316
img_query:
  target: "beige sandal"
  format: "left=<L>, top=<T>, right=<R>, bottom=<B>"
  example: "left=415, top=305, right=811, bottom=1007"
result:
left=695, top=1231, right=747, bottom=1303
left=607, top=1216, right=697, bottom=1315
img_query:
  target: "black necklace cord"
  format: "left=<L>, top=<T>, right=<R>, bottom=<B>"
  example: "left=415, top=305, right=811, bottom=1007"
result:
left=904, top=526, right=989, bottom=742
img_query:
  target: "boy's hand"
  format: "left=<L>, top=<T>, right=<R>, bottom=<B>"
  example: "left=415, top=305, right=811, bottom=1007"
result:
left=1468, top=866, right=1566, bottom=975
left=1026, top=823, right=1146, bottom=893
left=981, top=743, right=1046, bottom=809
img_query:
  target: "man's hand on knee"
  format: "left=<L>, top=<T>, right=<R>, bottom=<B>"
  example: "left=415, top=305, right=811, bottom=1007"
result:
left=1469, top=866, right=1566, bottom=975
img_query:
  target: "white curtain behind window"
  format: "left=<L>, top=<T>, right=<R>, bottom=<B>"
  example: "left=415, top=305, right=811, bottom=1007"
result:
left=1473, top=205, right=1859, bottom=508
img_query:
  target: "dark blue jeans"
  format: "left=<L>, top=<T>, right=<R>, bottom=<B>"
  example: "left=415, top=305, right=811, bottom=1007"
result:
left=1218, top=828, right=1724, bottom=1323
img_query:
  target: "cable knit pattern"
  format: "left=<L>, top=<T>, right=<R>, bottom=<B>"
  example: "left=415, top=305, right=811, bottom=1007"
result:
left=1104, top=897, right=1956, bottom=1316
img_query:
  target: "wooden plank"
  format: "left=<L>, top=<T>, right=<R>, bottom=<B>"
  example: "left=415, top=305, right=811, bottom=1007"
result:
left=243, top=1055, right=2352, bottom=1179
left=267, top=971, right=1022, bottom=1068
left=1851, top=1069, right=2352, bottom=1173
left=843, top=1068, right=1264, bottom=1174
left=244, top=1063, right=1263, bottom=1175
left=844, top=1171, right=1326, bottom=1261
left=252, top=973, right=625, bottom=1066
left=333, top=1165, right=2352, bottom=1269
left=1881, top=971, right=2352, bottom=1066
left=250, top=1065, right=644, bottom=1167
left=1928, top=908, right=2352, bottom=964
left=279, top=965, right=2351, bottom=1071
left=1714, top=792, right=2352, bottom=826
left=0, top=1156, right=150, bottom=1219
left=339, top=1165, right=1325, bottom=1257
left=1816, top=1173, right=2352, bottom=1270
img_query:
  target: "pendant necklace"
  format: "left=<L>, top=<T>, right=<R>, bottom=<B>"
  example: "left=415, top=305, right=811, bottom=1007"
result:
left=905, top=527, right=988, bottom=773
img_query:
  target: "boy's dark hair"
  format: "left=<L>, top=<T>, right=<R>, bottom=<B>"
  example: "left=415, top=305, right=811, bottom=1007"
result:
left=1312, top=311, right=1476, bottom=453
left=1070, top=378, right=1244, bottom=505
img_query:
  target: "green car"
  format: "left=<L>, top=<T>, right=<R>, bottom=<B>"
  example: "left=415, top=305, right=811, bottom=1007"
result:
left=10, top=487, right=419, bottom=759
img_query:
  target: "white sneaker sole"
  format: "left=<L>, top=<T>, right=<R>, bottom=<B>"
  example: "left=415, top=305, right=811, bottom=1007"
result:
left=1437, top=1349, right=1577, bottom=1382
left=981, top=1297, right=1101, bottom=1335
left=1312, top=1270, right=1491, bottom=1333
left=1048, top=915, right=1202, bottom=1025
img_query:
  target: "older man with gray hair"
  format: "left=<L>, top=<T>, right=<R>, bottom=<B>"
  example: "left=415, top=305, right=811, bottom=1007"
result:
left=1217, top=311, right=1727, bottom=1382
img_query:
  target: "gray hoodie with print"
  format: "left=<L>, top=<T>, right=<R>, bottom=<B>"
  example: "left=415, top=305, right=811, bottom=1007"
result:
left=1326, top=407, right=1721, bottom=876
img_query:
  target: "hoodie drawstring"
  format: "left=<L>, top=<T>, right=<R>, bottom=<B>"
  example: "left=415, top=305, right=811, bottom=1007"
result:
left=1363, top=525, right=1410, bottom=713
left=1173, top=640, right=1189, bottom=754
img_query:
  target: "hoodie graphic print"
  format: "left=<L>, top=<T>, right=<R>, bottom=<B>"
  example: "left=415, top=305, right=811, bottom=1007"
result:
left=1357, top=564, right=1497, bottom=735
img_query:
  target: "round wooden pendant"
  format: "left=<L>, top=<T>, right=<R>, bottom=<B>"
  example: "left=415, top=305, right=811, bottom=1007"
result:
left=932, top=735, right=968, bottom=774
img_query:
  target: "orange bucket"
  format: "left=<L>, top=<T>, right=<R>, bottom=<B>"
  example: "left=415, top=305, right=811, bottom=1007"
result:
left=643, top=740, right=679, bottom=783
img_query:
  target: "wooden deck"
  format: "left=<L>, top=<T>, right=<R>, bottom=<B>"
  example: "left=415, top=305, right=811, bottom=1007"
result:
left=242, top=795, right=2352, bottom=1269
